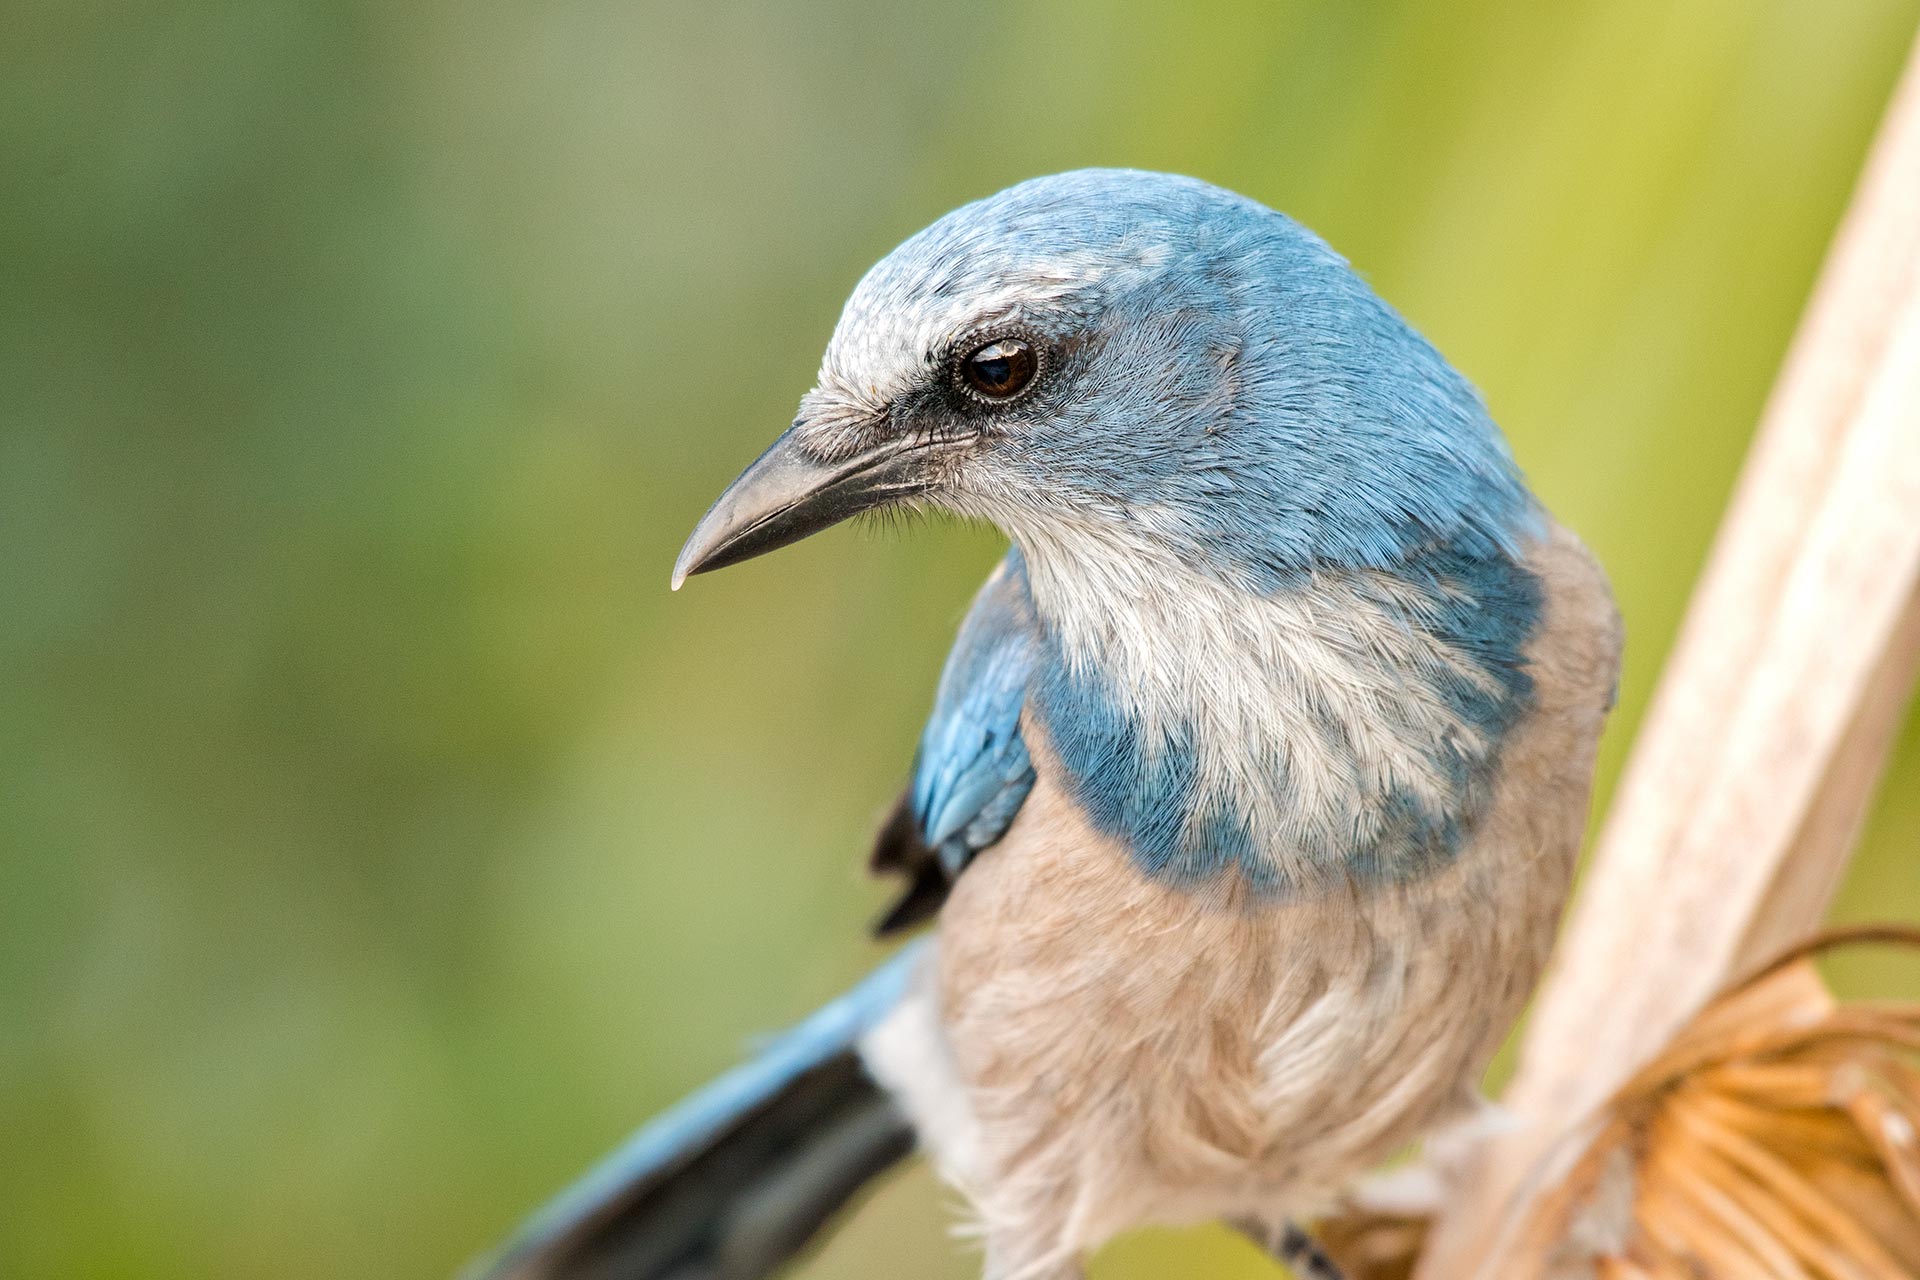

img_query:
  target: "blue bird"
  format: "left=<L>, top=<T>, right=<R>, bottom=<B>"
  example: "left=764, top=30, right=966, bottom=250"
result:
left=472, top=170, right=1622, bottom=1280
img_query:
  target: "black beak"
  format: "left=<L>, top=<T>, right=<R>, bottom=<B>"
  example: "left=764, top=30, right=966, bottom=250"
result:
left=672, top=429, right=939, bottom=588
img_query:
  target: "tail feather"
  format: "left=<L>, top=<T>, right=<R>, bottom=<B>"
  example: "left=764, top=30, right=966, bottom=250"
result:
left=469, top=943, right=926, bottom=1280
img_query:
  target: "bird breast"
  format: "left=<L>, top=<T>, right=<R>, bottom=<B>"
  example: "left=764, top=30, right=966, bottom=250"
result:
left=920, top=521, right=1621, bottom=1248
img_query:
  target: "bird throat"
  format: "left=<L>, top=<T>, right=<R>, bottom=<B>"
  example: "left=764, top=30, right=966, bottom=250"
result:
left=1011, top=525, right=1542, bottom=894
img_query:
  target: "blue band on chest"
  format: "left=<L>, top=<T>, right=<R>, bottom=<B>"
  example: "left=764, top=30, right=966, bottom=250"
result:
left=1031, top=542, right=1542, bottom=893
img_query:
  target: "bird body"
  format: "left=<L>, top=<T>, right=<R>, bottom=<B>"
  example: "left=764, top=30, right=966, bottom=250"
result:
left=475, top=170, right=1623, bottom=1280
left=866, top=524, right=1618, bottom=1277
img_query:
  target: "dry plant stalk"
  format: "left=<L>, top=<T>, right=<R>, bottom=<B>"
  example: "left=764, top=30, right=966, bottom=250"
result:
left=1321, top=928, right=1920, bottom=1280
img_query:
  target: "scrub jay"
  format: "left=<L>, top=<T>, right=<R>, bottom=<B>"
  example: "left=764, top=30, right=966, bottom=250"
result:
left=473, top=170, right=1622, bottom=1280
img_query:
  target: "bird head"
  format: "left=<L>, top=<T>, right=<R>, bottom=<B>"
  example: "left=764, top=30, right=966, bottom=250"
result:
left=673, top=169, right=1534, bottom=593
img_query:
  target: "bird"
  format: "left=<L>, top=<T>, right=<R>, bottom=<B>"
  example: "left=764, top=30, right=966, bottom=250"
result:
left=469, top=169, right=1623, bottom=1280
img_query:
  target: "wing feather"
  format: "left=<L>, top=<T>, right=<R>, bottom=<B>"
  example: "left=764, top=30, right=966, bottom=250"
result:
left=869, top=553, right=1037, bottom=935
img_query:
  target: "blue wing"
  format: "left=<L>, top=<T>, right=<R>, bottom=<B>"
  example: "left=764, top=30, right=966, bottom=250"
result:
left=869, top=552, right=1038, bottom=935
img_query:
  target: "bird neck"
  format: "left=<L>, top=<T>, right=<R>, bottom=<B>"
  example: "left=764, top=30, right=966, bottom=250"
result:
left=1009, top=517, right=1542, bottom=893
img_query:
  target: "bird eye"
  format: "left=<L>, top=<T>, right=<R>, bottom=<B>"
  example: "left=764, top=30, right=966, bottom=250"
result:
left=959, top=338, right=1038, bottom=401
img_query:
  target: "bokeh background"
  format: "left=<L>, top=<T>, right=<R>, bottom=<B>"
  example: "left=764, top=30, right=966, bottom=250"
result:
left=6, top=1, right=1920, bottom=1276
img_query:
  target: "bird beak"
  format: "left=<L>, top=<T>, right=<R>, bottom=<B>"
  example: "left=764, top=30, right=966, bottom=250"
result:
left=672, top=428, right=940, bottom=589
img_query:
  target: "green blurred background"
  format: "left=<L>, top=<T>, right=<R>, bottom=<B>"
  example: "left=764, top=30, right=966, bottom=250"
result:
left=5, top=1, right=1919, bottom=1276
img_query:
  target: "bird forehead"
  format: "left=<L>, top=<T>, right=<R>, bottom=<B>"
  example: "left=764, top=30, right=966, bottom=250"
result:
left=819, top=251, right=1111, bottom=404
left=816, top=171, right=1226, bottom=403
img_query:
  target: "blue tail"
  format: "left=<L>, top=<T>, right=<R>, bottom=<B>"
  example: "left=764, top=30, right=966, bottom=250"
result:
left=467, top=943, right=925, bottom=1280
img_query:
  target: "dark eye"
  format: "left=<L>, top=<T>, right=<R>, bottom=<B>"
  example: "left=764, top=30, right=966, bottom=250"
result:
left=959, top=338, right=1038, bottom=401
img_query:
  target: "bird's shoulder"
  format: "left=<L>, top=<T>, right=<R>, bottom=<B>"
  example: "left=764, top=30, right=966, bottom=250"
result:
left=869, top=552, right=1039, bottom=936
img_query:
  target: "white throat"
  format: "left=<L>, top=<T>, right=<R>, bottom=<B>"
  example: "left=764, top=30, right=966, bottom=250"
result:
left=1006, top=511, right=1507, bottom=885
